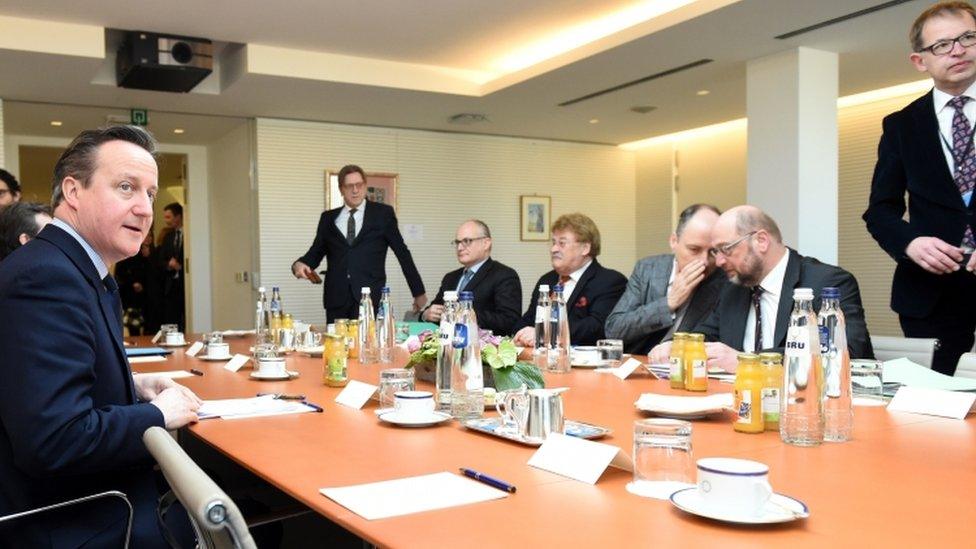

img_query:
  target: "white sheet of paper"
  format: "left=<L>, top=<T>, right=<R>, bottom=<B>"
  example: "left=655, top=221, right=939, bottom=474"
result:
left=185, top=341, right=204, bottom=357
left=134, top=369, right=193, bottom=378
left=887, top=386, right=976, bottom=419
left=883, top=358, right=976, bottom=391
left=335, top=380, right=378, bottom=409
left=128, top=356, right=167, bottom=364
left=199, top=395, right=317, bottom=419
left=224, top=354, right=250, bottom=372
left=320, top=472, right=507, bottom=520
left=151, top=330, right=162, bottom=343
left=612, top=357, right=643, bottom=380
left=528, top=432, right=625, bottom=484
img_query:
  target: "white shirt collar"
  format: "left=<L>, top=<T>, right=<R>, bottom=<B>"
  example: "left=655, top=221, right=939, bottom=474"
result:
left=758, top=248, right=790, bottom=297
left=566, top=259, right=593, bottom=283
left=667, top=257, right=678, bottom=286
left=933, top=81, right=976, bottom=113
left=343, top=200, right=366, bottom=214
left=51, top=217, right=109, bottom=279
left=464, top=257, right=489, bottom=274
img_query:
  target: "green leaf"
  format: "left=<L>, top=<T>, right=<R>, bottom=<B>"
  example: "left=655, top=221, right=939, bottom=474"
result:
left=496, top=339, right=518, bottom=367
left=482, top=344, right=505, bottom=370
left=492, top=362, right=545, bottom=392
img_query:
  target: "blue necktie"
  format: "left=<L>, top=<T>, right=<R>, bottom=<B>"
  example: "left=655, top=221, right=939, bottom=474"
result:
left=458, top=269, right=474, bottom=292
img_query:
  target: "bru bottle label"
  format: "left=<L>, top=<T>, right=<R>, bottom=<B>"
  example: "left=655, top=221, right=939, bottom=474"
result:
left=452, top=324, right=468, bottom=349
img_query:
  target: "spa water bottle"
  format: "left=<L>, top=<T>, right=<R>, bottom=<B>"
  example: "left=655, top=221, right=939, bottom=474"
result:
left=533, top=284, right=551, bottom=368
left=377, top=287, right=395, bottom=363
left=358, top=287, right=379, bottom=364
left=781, top=288, right=824, bottom=446
left=450, top=291, right=483, bottom=420
left=547, top=285, right=571, bottom=373
left=435, top=291, right=459, bottom=412
left=819, top=287, right=852, bottom=442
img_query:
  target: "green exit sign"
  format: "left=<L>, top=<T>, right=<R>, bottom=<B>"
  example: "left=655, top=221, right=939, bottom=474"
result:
left=130, top=109, right=148, bottom=126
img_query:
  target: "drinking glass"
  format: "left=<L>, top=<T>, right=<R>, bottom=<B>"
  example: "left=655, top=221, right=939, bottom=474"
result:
left=851, top=360, right=885, bottom=405
left=597, top=339, right=624, bottom=367
left=379, top=368, right=415, bottom=410
left=395, top=322, right=410, bottom=343
left=627, top=419, right=694, bottom=499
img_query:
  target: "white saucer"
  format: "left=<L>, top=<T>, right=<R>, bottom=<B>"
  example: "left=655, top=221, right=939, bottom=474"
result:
left=626, top=480, right=694, bottom=500
left=297, top=346, right=323, bottom=357
left=669, top=487, right=809, bottom=524
left=378, top=410, right=452, bottom=427
left=249, top=370, right=299, bottom=380
left=197, top=354, right=232, bottom=361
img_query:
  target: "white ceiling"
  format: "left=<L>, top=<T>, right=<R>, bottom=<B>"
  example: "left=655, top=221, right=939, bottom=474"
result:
left=0, top=0, right=931, bottom=145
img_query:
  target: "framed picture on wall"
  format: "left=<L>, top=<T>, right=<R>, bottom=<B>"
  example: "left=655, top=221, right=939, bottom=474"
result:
left=325, top=170, right=400, bottom=213
left=520, top=195, right=551, bottom=241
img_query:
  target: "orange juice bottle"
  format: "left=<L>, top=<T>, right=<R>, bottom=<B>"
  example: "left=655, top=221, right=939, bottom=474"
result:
left=669, top=333, right=688, bottom=389
left=683, top=333, right=708, bottom=392
left=323, top=333, right=349, bottom=387
left=733, top=353, right=765, bottom=433
left=759, top=352, right=784, bottom=431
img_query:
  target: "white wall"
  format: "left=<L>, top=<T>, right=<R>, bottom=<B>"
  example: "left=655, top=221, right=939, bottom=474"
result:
left=254, top=118, right=636, bottom=326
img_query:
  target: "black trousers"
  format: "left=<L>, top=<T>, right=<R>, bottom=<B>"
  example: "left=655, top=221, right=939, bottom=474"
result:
left=899, top=270, right=976, bottom=376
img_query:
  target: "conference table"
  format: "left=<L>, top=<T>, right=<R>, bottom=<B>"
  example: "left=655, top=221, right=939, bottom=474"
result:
left=132, top=336, right=975, bottom=548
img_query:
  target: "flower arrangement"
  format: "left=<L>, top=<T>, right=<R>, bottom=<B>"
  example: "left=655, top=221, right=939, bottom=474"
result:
left=404, top=329, right=544, bottom=392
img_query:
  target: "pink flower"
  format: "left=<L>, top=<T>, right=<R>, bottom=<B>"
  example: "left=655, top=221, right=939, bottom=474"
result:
left=405, top=335, right=422, bottom=352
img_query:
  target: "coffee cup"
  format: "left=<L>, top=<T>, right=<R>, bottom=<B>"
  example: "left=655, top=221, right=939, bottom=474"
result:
left=165, top=331, right=185, bottom=345
left=393, top=390, right=435, bottom=417
left=696, top=457, right=773, bottom=516
left=207, top=342, right=230, bottom=359
left=255, top=357, right=287, bottom=377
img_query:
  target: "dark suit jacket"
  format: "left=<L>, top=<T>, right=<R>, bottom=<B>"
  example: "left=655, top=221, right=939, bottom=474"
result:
left=157, top=228, right=185, bottom=327
left=605, top=254, right=728, bottom=354
left=0, top=225, right=168, bottom=548
left=514, top=260, right=627, bottom=346
left=297, top=201, right=425, bottom=311
left=863, top=90, right=976, bottom=318
left=695, top=250, right=873, bottom=359
left=428, top=258, right=522, bottom=336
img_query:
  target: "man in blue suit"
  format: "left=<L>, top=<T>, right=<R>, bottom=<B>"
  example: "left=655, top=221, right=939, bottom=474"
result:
left=293, top=164, right=427, bottom=322
left=0, top=126, right=201, bottom=547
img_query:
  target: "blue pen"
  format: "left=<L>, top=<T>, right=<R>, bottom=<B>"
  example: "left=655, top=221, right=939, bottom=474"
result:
left=302, top=400, right=324, bottom=413
left=459, top=468, right=517, bottom=493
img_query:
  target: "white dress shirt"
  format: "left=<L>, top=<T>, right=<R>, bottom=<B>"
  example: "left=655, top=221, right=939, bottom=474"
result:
left=334, top=201, right=366, bottom=240
left=456, top=257, right=489, bottom=291
left=559, top=260, right=593, bottom=302
left=742, top=250, right=790, bottom=353
left=933, top=82, right=976, bottom=206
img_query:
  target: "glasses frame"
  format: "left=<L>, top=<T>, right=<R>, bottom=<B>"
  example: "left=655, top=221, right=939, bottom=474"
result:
left=709, top=230, right=758, bottom=258
left=451, top=236, right=488, bottom=248
left=918, top=30, right=976, bottom=56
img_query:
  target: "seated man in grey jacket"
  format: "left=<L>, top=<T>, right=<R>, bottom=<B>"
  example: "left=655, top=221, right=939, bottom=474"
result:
left=605, top=204, right=727, bottom=354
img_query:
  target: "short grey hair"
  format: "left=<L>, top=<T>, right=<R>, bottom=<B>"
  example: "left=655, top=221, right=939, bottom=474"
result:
left=675, top=203, right=721, bottom=237
left=735, top=208, right=783, bottom=243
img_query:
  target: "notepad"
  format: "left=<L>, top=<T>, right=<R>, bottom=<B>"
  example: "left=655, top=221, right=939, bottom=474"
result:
left=125, top=347, right=173, bottom=357
left=320, top=472, right=508, bottom=520
left=198, top=395, right=318, bottom=419
left=883, top=358, right=976, bottom=392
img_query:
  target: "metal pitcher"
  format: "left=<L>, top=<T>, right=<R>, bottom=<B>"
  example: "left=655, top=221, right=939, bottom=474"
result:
left=524, top=388, right=566, bottom=441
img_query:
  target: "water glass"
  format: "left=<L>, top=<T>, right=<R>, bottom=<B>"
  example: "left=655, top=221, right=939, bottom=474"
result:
left=628, top=419, right=694, bottom=499
left=379, top=368, right=415, bottom=409
left=395, top=322, right=410, bottom=343
left=851, top=359, right=885, bottom=405
left=597, top=339, right=624, bottom=367
left=253, top=342, right=278, bottom=361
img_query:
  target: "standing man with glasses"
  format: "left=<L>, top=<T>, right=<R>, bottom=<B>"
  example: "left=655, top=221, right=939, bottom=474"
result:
left=421, top=219, right=521, bottom=335
left=864, top=1, right=976, bottom=375
left=650, top=206, right=873, bottom=371
left=293, top=164, right=426, bottom=322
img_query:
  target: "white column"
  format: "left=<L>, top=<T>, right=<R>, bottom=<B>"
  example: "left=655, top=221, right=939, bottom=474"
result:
left=0, top=98, right=5, bottom=168
left=746, top=47, right=838, bottom=264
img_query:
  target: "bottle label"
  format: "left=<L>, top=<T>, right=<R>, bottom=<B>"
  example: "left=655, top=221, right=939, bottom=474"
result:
left=692, top=359, right=706, bottom=378
left=669, top=356, right=683, bottom=381
left=438, top=322, right=451, bottom=347
left=762, top=388, right=780, bottom=420
left=736, top=390, right=752, bottom=423
left=535, top=305, right=548, bottom=323
left=452, top=324, right=468, bottom=349
left=818, top=325, right=829, bottom=353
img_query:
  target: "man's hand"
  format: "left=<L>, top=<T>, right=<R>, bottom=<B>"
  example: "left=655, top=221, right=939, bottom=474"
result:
left=132, top=282, right=143, bottom=293
left=292, top=261, right=313, bottom=280
left=423, top=304, right=444, bottom=323
left=167, top=258, right=181, bottom=271
left=967, top=252, right=976, bottom=273
left=648, top=342, right=672, bottom=365
left=906, top=237, right=963, bottom=274
left=667, top=259, right=707, bottom=312
left=150, top=388, right=201, bottom=430
left=513, top=326, right=536, bottom=348
left=413, top=294, right=428, bottom=312
left=705, top=342, right=739, bottom=373
left=134, top=374, right=202, bottom=403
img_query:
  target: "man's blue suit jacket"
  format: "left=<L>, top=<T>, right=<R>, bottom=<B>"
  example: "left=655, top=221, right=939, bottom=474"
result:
left=0, top=225, right=168, bottom=548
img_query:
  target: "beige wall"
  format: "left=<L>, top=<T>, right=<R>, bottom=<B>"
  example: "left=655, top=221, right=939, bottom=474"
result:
left=675, top=129, right=747, bottom=214
left=254, top=118, right=636, bottom=325
left=634, top=144, right=673, bottom=259
left=16, top=145, right=60, bottom=203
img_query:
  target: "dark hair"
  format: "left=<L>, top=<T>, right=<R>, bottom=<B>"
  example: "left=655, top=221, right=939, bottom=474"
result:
left=0, top=168, right=21, bottom=196
left=51, top=125, right=158, bottom=209
left=0, top=201, right=51, bottom=260
left=675, top=203, right=721, bottom=237
left=337, top=164, right=366, bottom=187
left=910, top=1, right=976, bottom=52
left=164, top=202, right=183, bottom=217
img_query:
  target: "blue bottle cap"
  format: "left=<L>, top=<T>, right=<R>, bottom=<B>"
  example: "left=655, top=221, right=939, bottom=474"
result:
left=382, top=286, right=391, bottom=293
left=459, top=291, right=474, bottom=301
left=552, top=284, right=564, bottom=292
left=821, top=287, right=840, bottom=299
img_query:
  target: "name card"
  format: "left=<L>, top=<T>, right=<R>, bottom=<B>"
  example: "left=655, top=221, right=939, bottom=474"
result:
left=186, top=341, right=204, bottom=357
left=612, top=357, right=644, bottom=380
left=335, top=380, right=378, bottom=409
left=528, top=432, right=632, bottom=484
left=888, top=386, right=976, bottom=419
left=151, top=330, right=162, bottom=343
left=223, top=354, right=250, bottom=372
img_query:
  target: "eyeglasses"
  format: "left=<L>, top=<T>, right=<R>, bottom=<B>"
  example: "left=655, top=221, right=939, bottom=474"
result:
left=451, top=236, right=488, bottom=248
left=708, top=231, right=757, bottom=258
left=918, top=30, right=976, bottom=56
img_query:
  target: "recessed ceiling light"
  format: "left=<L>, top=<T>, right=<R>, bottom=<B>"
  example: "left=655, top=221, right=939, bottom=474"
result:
left=630, top=105, right=656, bottom=114
left=696, top=89, right=710, bottom=96
left=589, top=118, right=600, bottom=124
left=173, top=128, right=185, bottom=134
left=50, top=120, right=62, bottom=127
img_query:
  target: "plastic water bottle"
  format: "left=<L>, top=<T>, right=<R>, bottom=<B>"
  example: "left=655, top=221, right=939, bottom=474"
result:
left=450, top=291, right=483, bottom=420
left=255, top=286, right=271, bottom=345
left=377, top=287, right=395, bottom=363
left=358, top=287, right=379, bottom=363
left=819, top=287, right=852, bottom=442
left=533, top=284, right=550, bottom=368
left=435, top=291, right=459, bottom=412
left=269, top=286, right=282, bottom=315
left=547, top=285, right=571, bottom=374
left=781, top=288, right=824, bottom=446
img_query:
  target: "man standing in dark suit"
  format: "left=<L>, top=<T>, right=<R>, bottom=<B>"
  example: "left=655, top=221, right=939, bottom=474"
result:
left=158, top=202, right=185, bottom=330
left=605, top=204, right=727, bottom=354
left=293, top=164, right=426, bottom=322
left=864, top=1, right=976, bottom=375
left=422, top=220, right=521, bottom=336
left=513, top=213, right=627, bottom=347
left=0, top=126, right=201, bottom=547
left=650, top=206, right=873, bottom=371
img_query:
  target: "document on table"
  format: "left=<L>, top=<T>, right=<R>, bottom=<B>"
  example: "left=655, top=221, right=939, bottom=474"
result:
left=320, top=472, right=508, bottom=520
left=134, top=369, right=193, bottom=378
left=129, top=356, right=168, bottom=364
left=883, top=358, right=976, bottom=392
left=199, top=395, right=319, bottom=419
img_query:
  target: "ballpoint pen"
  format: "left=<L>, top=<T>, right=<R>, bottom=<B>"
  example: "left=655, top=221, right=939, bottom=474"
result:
left=256, top=392, right=306, bottom=400
left=189, top=369, right=204, bottom=376
left=459, top=468, right=517, bottom=493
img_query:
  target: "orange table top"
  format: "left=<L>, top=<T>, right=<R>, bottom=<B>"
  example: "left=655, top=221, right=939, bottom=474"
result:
left=131, top=336, right=976, bottom=548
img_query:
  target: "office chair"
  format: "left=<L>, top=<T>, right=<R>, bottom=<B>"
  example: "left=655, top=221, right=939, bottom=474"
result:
left=0, top=491, right=132, bottom=548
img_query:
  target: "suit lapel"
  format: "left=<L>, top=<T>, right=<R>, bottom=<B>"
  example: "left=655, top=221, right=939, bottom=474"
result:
left=773, top=250, right=801, bottom=347
left=723, top=286, right=751, bottom=348
left=680, top=268, right=721, bottom=331
left=567, top=261, right=598, bottom=308
left=464, top=258, right=493, bottom=292
left=911, top=91, right=967, bottom=212
left=325, top=207, right=346, bottom=243
left=352, top=201, right=374, bottom=246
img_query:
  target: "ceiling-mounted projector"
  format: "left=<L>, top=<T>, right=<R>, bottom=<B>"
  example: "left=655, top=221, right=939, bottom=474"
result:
left=116, top=31, right=213, bottom=93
